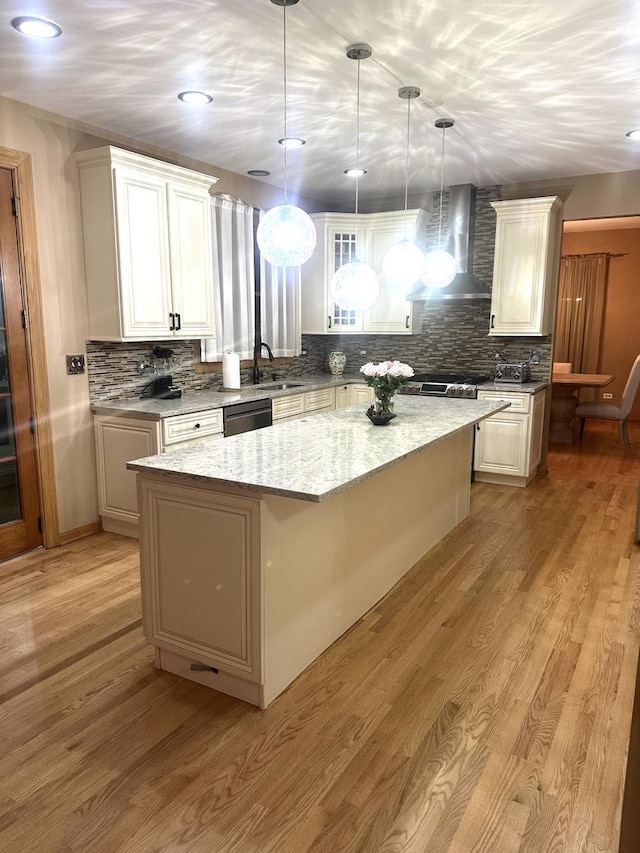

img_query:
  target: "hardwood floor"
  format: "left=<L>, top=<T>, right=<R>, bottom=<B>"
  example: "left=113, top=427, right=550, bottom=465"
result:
left=0, top=421, right=638, bottom=852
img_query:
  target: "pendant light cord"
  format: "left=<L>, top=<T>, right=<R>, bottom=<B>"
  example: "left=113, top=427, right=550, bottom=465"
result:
left=354, top=57, right=361, bottom=226
left=282, top=1, right=289, bottom=202
left=404, top=95, right=411, bottom=237
left=437, top=122, right=446, bottom=248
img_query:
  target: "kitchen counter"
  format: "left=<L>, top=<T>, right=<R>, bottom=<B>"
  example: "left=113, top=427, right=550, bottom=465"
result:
left=128, top=395, right=507, bottom=502
left=91, top=373, right=363, bottom=420
left=478, top=379, right=548, bottom=394
left=131, top=396, right=508, bottom=709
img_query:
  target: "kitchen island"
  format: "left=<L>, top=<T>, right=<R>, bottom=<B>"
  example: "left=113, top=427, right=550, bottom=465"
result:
left=128, top=396, right=507, bottom=708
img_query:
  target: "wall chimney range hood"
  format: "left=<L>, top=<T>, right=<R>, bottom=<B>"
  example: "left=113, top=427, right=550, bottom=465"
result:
left=407, top=183, right=491, bottom=301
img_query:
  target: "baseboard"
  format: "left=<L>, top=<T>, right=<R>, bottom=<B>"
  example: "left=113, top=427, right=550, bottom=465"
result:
left=58, top=520, right=103, bottom=546
left=101, top=516, right=139, bottom=539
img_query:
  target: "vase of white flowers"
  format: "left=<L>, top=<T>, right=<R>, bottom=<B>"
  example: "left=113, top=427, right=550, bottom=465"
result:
left=360, top=360, right=414, bottom=425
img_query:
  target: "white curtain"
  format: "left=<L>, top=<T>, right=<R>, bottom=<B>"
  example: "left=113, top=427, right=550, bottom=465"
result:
left=261, top=260, right=302, bottom=358
left=201, top=195, right=255, bottom=361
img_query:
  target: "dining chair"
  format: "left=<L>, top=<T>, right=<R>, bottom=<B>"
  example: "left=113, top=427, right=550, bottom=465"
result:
left=553, top=362, right=572, bottom=374
left=575, top=354, right=640, bottom=448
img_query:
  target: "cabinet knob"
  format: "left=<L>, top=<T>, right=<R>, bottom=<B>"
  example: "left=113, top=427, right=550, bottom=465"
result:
left=194, top=423, right=200, bottom=429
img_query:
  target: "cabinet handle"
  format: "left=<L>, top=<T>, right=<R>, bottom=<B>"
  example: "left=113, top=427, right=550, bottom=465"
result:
left=194, top=423, right=200, bottom=429
left=169, top=312, right=175, bottom=331
left=490, top=314, right=495, bottom=329
left=405, top=314, right=410, bottom=329
left=175, top=312, right=181, bottom=331
left=328, top=315, right=332, bottom=329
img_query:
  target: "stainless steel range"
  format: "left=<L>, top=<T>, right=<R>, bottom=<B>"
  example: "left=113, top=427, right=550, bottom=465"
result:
left=399, top=373, right=491, bottom=399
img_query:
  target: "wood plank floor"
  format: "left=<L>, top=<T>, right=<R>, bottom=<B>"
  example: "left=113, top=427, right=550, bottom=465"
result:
left=0, top=421, right=639, bottom=852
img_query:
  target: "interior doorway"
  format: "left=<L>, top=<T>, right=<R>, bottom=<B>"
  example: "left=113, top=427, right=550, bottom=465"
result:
left=0, top=167, right=42, bottom=558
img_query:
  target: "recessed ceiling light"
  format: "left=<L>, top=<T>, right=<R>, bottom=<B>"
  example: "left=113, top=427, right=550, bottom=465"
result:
left=344, top=168, right=367, bottom=177
left=278, top=137, right=305, bottom=149
left=177, top=91, right=213, bottom=105
left=11, top=15, right=62, bottom=38
left=626, top=129, right=640, bottom=140
left=247, top=169, right=271, bottom=177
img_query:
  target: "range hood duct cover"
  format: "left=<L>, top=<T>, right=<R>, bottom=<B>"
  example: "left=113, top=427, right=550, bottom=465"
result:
left=407, top=183, right=491, bottom=301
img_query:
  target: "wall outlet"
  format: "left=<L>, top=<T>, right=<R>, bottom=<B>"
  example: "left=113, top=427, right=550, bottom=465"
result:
left=602, top=392, right=613, bottom=399
left=66, top=354, right=85, bottom=375
left=359, top=350, right=367, bottom=355
left=301, top=349, right=307, bottom=356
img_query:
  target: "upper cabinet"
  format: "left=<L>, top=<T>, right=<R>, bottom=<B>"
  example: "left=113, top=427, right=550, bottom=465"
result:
left=301, top=210, right=427, bottom=335
left=75, top=146, right=217, bottom=342
left=489, top=196, right=563, bottom=336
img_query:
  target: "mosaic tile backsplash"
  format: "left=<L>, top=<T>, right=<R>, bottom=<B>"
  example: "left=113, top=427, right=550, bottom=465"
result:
left=86, top=184, right=552, bottom=402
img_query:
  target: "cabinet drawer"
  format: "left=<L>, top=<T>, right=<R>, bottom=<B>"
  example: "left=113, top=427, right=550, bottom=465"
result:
left=304, top=388, right=336, bottom=412
left=272, top=394, right=305, bottom=421
left=162, top=409, right=223, bottom=446
left=478, top=390, right=530, bottom=414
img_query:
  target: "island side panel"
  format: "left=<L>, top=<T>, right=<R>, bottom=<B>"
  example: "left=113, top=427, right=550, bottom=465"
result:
left=138, top=477, right=264, bottom=704
left=260, top=426, right=473, bottom=707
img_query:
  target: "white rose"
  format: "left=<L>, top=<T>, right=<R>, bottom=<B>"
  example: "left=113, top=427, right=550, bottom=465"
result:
left=376, top=362, right=389, bottom=376
left=360, top=362, right=376, bottom=376
left=388, top=362, right=403, bottom=377
left=400, top=363, right=415, bottom=378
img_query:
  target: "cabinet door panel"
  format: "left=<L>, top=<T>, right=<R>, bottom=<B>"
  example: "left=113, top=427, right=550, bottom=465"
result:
left=168, top=185, right=215, bottom=338
left=366, top=220, right=413, bottom=333
left=474, top=415, right=527, bottom=476
left=348, top=385, right=375, bottom=406
left=328, top=226, right=365, bottom=333
left=115, top=170, right=173, bottom=337
left=95, top=417, right=160, bottom=522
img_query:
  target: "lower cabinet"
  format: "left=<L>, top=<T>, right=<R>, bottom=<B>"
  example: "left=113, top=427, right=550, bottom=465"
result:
left=348, top=384, right=375, bottom=406
left=272, top=387, right=336, bottom=423
left=474, top=389, right=545, bottom=487
left=94, top=409, right=223, bottom=536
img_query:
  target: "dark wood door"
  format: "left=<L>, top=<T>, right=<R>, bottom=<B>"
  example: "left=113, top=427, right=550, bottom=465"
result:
left=0, top=168, right=42, bottom=559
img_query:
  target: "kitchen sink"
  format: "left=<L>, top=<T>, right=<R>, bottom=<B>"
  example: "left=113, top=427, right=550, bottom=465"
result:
left=265, top=382, right=305, bottom=390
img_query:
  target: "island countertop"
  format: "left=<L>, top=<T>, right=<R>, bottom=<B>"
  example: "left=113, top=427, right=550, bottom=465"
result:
left=127, top=395, right=508, bottom=502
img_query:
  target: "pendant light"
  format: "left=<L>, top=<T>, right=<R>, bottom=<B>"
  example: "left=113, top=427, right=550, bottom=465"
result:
left=422, top=118, right=458, bottom=288
left=331, top=44, right=379, bottom=312
left=257, top=0, right=317, bottom=268
left=381, top=86, right=426, bottom=283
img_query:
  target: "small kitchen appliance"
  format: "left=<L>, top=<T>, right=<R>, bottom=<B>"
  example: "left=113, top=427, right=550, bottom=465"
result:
left=494, top=362, right=530, bottom=383
left=140, top=346, right=182, bottom=399
left=398, top=373, right=491, bottom=399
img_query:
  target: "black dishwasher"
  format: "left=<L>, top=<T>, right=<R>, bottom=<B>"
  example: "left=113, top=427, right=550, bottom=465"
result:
left=223, top=398, right=273, bottom=437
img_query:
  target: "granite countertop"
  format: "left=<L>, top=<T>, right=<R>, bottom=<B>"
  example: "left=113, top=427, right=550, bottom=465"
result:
left=478, top=380, right=548, bottom=394
left=92, top=373, right=548, bottom=420
left=127, top=396, right=509, bottom=503
left=91, top=373, right=363, bottom=420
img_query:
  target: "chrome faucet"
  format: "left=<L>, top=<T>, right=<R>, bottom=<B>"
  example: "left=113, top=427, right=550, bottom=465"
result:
left=252, top=341, right=274, bottom=384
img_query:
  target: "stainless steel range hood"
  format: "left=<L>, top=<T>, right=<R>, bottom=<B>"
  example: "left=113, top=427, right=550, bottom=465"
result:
left=407, top=183, right=491, bottom=301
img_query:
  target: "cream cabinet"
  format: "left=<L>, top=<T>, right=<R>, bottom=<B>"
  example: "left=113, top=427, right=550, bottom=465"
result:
left=95, top=410, right=223, bottom=536
left=474, top=389, right=545, bottom=487
left=272, top=387, right=336, bottom=423
left=489, top=197, right=563, bottom=336
left=348, top=384, right=375, bottom=406
left=75, top=146, right=217, bottom=342
left=301, top=210, right=427, bottom=335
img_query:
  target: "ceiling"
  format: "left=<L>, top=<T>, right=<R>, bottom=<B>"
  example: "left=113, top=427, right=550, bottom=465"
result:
left=2, top=0, right=640, bottom=207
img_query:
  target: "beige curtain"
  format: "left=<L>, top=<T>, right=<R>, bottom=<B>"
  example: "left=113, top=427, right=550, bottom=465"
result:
left=554, top=254, right=609, bottom=373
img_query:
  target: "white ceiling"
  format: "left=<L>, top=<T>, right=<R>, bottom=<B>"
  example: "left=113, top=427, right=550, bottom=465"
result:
left=2, top=0, right=640, bottom=206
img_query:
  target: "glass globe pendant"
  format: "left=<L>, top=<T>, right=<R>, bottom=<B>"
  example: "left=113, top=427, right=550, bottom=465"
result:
left=258, top=0, right=316, bottom=268
left=257, top=204, right=316, bottom=267
left=423, top=118, right=457, bottom=289
left=381, top=86, right=425, bottom=285
left=331, top=43, right=379, bottom=311
left=332, top=261, right=380, bottom=311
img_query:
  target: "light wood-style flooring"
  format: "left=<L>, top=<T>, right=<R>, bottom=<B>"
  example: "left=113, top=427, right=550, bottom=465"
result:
left=1, top=421, right=639, bottom=852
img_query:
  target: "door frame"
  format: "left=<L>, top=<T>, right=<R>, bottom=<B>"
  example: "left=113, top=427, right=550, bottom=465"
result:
left=0, top=146, right=59, bottom=547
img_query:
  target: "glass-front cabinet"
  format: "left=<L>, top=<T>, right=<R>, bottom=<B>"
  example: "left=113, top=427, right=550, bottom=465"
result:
left=301, top=210, right=427, bottom=336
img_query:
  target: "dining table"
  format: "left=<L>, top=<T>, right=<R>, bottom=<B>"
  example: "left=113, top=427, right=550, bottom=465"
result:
left=550, top=372, right=615, bottom=443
